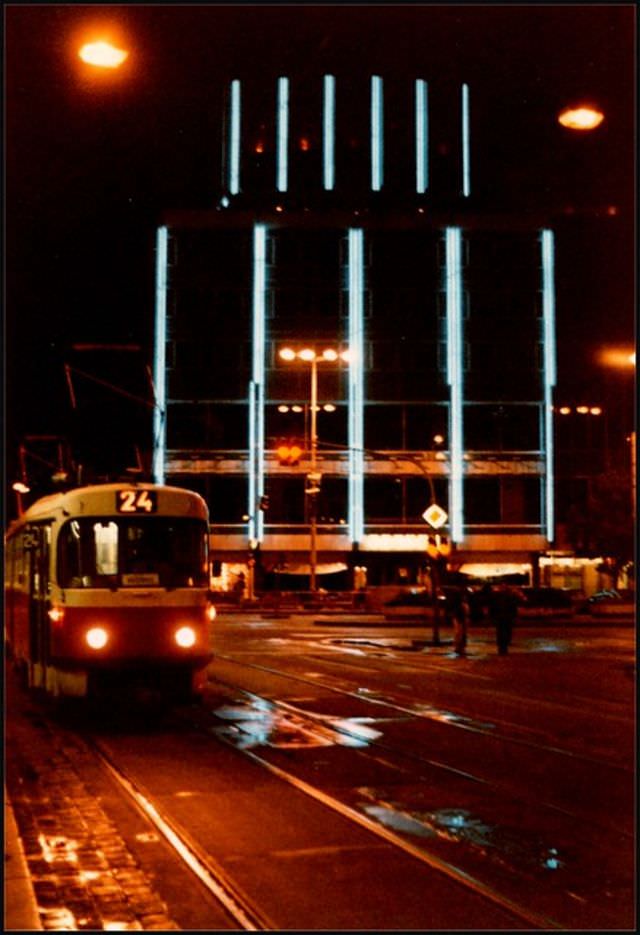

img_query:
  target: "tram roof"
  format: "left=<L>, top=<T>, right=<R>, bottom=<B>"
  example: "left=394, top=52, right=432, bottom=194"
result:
left=7, top=483, right=208, bottom=534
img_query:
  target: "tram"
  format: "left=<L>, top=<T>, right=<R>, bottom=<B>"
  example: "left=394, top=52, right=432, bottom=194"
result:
left=5, top=483, right=216, bottom=704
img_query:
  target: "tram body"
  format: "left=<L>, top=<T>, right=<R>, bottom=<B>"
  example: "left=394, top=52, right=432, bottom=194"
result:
left=4, top=483, right=215, bottom=703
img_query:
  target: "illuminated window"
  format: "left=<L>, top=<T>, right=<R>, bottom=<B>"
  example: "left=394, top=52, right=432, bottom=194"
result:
left=323, top=75, right=336, bottom=191
left=249, top=224, right=268, bottom=542
left=153, top=226, right=168, bottom=484
left=415, top=79, right=429, bottom=193
left=540, top=229, right=556, bottom=540
left=228, top=79, right=241, bottom=195
left=370, top=76, right=384, bottom=191
left=276, top=77, right=289, bottom=192
left=461, top=83, right=471, bottom=197
left=348, top=228, right=365, bottom=543
left=445, top=227, right=465, bottom=542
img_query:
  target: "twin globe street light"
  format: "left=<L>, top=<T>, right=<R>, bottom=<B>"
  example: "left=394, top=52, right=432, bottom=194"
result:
left=279, top=346, right=350, bottom=592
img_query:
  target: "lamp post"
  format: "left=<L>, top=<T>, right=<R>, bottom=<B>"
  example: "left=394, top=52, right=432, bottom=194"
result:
left=423, top=504, right=449, bottom=647
left=279, top=346, right=349, bottom=592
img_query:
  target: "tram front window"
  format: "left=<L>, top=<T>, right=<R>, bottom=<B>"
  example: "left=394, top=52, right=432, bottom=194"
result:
left=58, top=518, right=208, bottom=588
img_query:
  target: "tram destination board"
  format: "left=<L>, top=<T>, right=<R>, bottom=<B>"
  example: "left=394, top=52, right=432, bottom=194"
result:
left=116, top=489, right=158, bottom=514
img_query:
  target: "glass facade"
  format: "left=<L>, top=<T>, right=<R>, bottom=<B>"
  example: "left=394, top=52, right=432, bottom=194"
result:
left=156, top=74, right=555, bottom=575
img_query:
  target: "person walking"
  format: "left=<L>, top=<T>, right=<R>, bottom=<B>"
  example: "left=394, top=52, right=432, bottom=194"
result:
left=487, top=583, right=519, bottom=655
left=444, top=587, right=468, bottom=656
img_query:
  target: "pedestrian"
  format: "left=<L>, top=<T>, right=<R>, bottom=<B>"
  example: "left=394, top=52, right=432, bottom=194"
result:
left=486, top=583, right=519, bottom=655
left=444, top=587, right=468, bottom=656
left=467, top=586, right=485, bottom=623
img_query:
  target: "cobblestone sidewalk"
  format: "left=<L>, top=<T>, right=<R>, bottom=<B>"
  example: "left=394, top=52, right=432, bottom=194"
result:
left=6, top=709, right=179, bottom=932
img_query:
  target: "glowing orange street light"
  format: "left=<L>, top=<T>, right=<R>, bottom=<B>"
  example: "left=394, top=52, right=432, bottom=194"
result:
left=79, top=40, right=129, bottom=69
left=597, top=347, right=636, bottom=370
left=558, top=105, right=604, bottom=131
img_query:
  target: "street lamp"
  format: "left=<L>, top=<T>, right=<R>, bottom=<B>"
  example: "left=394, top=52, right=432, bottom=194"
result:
left=279, top=346, right=349, bottom=592
left=78, top=40, right=129, bottom=69
left=557, top=105, right=604, bottom=131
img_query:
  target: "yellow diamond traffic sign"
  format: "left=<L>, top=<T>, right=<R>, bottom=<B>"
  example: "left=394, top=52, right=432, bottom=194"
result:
left=422, top=503, right=448, bottom=529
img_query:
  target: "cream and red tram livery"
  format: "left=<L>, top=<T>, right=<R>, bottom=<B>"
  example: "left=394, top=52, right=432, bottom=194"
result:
left=5, top=483, right=215, bottom=701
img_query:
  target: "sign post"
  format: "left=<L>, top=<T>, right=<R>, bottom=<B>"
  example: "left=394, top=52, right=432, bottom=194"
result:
left=423, top=504, right=449, bottom=646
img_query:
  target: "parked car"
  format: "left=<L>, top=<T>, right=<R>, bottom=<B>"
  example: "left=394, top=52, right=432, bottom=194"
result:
left=383, top=588, right=435, bottom=619
left=516, top=586, right=574, bottom=618
left=577, top=589, right=636, bottom=616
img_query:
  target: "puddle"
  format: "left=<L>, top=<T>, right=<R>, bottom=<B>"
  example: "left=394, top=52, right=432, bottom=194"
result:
left=360, top=795, right=566, bottom=876
left=425, top=807, right=567, bottom=874
left=412, top=704, right=495, bottom=731
left=527, top=639, right=573, bottom=653
left=329, top=637, right=414, bottom=651
left=362, top=804, right=436, bottom=838
left=213, top=698, right=384, bottom=750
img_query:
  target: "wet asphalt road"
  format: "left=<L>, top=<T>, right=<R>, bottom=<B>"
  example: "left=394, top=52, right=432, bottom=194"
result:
left=5, top=612, right=635, bottom=930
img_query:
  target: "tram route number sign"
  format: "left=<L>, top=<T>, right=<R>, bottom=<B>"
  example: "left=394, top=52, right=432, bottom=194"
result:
left=116, top=489, right=158, bottom=514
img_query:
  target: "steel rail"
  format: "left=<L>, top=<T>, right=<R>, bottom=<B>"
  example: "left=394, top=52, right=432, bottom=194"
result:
left=213, top=727, right=564, bottom=930
left=214, top=650, right=633, bottom=771
left=210, top=658, right=634, bottom=841
left=86, top=736, right=275, bottom=932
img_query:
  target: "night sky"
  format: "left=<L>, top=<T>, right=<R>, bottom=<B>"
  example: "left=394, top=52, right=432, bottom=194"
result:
left=5, top=3, right=635, bottom=499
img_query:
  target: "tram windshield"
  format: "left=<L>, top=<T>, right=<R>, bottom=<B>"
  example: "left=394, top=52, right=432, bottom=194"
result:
left=58, top=517, right=208, bottom=588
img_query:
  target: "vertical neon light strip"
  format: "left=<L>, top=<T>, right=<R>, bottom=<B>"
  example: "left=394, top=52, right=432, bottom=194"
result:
left=152, top=226, right=168, bottom=484
left=461, top=83, right=471, bottom=197
left=348, top=229, right=365, bottom=543
left=541, top=229, right=556, bottom=540
left=276, top=77, right=289, bottom=193
left=371, top=76, right=384, bottom=191
left=445, top=227, right=464, bottom=542
left=323, top=74, right=336, bottom=191
left=415, top=79, right=429, bottom=194
left=228, top=79, right=241, bottom=195
left=249, top=224, right=267, bottom=542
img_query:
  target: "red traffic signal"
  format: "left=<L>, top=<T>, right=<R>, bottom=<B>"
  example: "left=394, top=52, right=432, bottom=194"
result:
left=276, top=442, right=302, bottom=465
left=427, top=534, right=451, bottom=559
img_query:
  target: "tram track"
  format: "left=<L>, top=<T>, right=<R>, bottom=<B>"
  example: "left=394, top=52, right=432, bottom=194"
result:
left=84, top=717, right=562, bottom=931
left=212, top=726, right=564, bottom=930
left=204, top=654, right=635, bottom=862
left=84, top=734, right=276, bottom=931
left=204, top=670, right=633, bottom=857
left=196, top=657, right=633, bottom=929
left=8, top=654, right=632, bottom=931
left=213, top=651, right=634, bottom=777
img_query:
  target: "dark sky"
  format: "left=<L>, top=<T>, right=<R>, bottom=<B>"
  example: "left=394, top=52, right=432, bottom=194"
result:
left=5, top=3, right=636, bottom=491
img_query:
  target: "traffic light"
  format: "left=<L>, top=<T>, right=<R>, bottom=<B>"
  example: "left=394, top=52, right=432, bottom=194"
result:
left=276, top=441, right=302, bottom=465
left=259, top=494, right=270, bottom=511
left=427, top=534, right=451, bottom=559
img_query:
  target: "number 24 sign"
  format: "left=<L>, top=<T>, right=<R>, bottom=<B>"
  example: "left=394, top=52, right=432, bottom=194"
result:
left=116, top=489, right=158, bottom=514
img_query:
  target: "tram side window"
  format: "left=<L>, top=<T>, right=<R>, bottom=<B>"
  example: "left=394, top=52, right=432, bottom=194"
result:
left=5, top=533, right=26, bottom=587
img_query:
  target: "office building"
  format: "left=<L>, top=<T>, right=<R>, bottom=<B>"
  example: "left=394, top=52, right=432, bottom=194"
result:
left=153, top=74, right=556, bottom=588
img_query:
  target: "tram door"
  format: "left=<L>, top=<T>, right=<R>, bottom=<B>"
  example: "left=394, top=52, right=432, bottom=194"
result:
left=26, top=524, right=51, bottom=682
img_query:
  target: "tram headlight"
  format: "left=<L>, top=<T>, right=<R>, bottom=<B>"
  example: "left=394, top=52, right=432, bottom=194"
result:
left=85, top=627, right=109, bottom=650
left=175, top=626, right=197, bottom=648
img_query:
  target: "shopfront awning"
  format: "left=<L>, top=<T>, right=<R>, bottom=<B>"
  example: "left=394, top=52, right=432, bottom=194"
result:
left=272, top=562, right=349, bottom=576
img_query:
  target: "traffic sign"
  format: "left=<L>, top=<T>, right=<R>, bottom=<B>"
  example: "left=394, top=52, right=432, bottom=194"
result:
left=422, top=503, right=448, bottom=528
